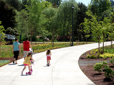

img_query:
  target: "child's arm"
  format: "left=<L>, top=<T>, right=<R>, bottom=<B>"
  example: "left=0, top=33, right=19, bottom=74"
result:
left=30, top=57, right=34, bottom=61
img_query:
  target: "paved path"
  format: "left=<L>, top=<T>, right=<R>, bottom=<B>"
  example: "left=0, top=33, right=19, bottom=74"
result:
left=0, top=42, right=113, bottom=85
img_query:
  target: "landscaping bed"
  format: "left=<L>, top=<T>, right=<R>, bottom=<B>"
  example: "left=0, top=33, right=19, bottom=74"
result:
left=79, top=47, right=114, bottom=85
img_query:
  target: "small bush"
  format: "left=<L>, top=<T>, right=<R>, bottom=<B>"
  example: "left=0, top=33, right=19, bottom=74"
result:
left=110, top=58, right=114, bottom=65
left=94, top=63, right=103, bottom=73
left=87, top=54, right=97, bottom=59
left=104, top=66, right=113, bottom=79
left=99, top=53, right=114, bottom=59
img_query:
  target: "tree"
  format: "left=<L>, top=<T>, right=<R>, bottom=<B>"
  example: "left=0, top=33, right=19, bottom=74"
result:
left=83, top=10, right=111, bottom=53
left=15, top=9, right=29, bottom=41
left=89, top=0, right=111, bottom=17
left=5, top=27, right=19, bottom=36
left=0, top=0, right=16, bottom=30
left=42, top=7, right=58, bottom=46
left=46, top=0, right=62, bottom=6
left=25, top=0, right=52, bottom=42
left=56, top=0, right=79, bottom=44
left=76, top=2, right=87, bottom=41
left=5, top=0, right=22, bottom=11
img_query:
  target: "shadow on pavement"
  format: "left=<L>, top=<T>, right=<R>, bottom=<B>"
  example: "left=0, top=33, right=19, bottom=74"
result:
left=18, top=64, right=24, bottom=66
left=21, top=74, right=28, bottom=76
left=8, top=63, right=16, bottom=65
left=44, top=65, right=50, bottom=67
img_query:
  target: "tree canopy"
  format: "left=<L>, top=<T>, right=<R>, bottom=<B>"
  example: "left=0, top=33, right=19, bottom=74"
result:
left=89, top=0, right=111, bottom=17
left=0, top=0, right=16, bottom=30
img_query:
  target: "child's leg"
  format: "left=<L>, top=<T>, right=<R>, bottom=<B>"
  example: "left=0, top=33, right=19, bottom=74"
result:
left=47, top=60, right=50, bottom=66
left=28, top=65, right=30, bottom=72
left=49, top=60, right=50, bottom=65
left=47, top=60, right=48, bottom=65
left=21, top=66, right=26, bottom=75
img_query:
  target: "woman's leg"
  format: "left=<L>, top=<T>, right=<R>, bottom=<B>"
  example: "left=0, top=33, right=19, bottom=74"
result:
left=15, top=51, right=19, bottom=64
left=13, top=51, right=16, bottom=64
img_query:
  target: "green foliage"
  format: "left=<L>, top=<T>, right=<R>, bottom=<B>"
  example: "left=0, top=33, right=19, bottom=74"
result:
left=76, top=2, right=87, bottom=41
left=94, top=61, right=108, bottom=73
left=87, top=49, right=98, bottom=59
left=99, top=53, right=114, bottom=59
left=24, top=0, right=52, bottom=41
left=0, top=21, right=5, bottom=42
left=87, top=54, right=97, bottom=59
left=5, top=0, right=22, bottom=11
left=102, top=61, right=108, bottom=67
left=104, top=48, right=114, bottom=54
left=0, top=0, right=16, bottom=29
left=104, top=65, right=113, bottom=78
left=16, top=9, right=29, bottom=36
left=57, top=0, right=79, bottom=37
left=94, top=63, right=103, bottom=73
left=5, top=27, right=19, bottom=36
left=110, top=58, right=114, bottom=65
left=89, top=0, right=111, bottom=17
left=46, top=0, right=62, bottom=6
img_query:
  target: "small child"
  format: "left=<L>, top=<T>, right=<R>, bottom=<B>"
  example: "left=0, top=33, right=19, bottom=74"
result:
left=46, top=50, right=51, bottom=66
left=21, top=53, right=34, bottom=75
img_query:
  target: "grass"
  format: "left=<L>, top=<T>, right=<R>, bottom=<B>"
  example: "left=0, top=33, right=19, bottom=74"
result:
left=0, top=60, right=10, bottom=67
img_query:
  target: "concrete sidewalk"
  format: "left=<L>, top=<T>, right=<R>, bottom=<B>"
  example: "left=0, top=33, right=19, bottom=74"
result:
left=0, top=42, right=113, bottom=85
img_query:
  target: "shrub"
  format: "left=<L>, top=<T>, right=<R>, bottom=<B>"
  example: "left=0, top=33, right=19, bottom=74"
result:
left=94, top=63, right=103, bottom=73
left=104, top=66, right=113, bottom=79
left=87, top=54, right=97, bottom=59
left=102, top=61, right=108, bottom=67
left=110, top=58, right=114, bottom=65
left=99, top=53, right=114, bottom=59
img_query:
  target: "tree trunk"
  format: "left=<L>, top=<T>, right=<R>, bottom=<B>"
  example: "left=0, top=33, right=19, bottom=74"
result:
left=30, top=31, right=33, bottom=44
left=52, top=27, right=55, bottom=47
left=111, top=40, right=112, bottom=48
left=0, top=41, right=1, bottom=57
left=98, top=37, right=100, bottom=54
left=70, top=30, right=72, bottom=46
left=103, top=33, right=104, bottom=53
left=86, top=37, right=87, bottom=44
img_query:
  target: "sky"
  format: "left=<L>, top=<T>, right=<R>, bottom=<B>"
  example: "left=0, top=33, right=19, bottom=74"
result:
left=63, top=0, right=91, bottom=6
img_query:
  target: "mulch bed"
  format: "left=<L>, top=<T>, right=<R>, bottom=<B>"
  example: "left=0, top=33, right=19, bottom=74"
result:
left=79, top=50, right=114, bottom=85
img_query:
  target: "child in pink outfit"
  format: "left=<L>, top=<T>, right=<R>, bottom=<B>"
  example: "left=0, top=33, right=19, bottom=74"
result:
left=46, top=50, right=51, bottom=66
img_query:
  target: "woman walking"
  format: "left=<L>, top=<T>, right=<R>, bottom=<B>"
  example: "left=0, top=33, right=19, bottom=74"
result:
left=13, top=38, right=20, bottom=64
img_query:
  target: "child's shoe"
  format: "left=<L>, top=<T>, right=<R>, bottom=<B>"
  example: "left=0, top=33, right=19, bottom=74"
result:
left=47, top=63, right=49, bottom=66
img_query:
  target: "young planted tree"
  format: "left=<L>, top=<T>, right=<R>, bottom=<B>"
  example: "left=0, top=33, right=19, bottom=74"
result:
left=83, top=10, right=103, bottom=53
left=100, top=17, right=111, bottom=52
left=108, top=23, right=114, bottom=48
left=83, top=10, right=111, bottom=53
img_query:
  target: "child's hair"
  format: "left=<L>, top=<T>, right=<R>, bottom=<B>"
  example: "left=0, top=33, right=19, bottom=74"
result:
left=27, top=53, right=32, bottom=57
left=46, top=50, right=51, bottom=55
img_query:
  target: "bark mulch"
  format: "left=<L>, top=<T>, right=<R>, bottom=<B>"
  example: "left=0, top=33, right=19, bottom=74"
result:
left=79, top=50, right=114, bottom=85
